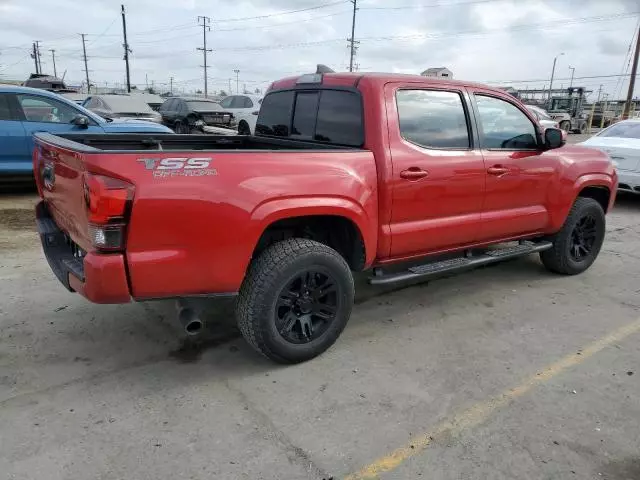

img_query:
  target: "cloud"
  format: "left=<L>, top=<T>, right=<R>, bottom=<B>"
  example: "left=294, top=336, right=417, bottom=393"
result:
left=0, top=0, right=637, bottom=98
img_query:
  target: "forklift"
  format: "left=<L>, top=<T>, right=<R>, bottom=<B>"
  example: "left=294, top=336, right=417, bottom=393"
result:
left=547, top=87, right=589, bottom=134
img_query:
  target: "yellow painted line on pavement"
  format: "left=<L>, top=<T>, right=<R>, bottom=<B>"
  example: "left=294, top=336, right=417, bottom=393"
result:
left=345, top=317, right=640, bottom=480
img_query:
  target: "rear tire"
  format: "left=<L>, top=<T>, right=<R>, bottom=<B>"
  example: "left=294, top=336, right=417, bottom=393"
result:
left=236, top=238, right=354, bottom=364
left=540, top=197, right=605, bottom=275
left=238, top=121, right=251, bottom=135
left=174, top=120, right=186, bottom=134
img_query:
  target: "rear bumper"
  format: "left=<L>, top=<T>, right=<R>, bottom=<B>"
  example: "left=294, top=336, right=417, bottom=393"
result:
left=36, top=201, right=131, bottom=304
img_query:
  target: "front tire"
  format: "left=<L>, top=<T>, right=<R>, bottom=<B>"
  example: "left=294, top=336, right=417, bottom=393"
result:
left=559, top=120, right=571, bottom=132
left=236, top=239, right=354, bottom=363
left=540, top=197, right=605, bottom=275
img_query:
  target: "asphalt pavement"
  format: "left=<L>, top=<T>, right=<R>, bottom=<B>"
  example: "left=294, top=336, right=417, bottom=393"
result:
left=1, top=135, right=639, bottom=479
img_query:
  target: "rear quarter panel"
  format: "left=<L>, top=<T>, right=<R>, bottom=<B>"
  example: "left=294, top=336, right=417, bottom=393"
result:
left=117, top=150, right=378, bottom=298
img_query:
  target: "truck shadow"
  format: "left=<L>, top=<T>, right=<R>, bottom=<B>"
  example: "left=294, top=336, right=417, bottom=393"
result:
left=165, top=254, right=556, bottom=365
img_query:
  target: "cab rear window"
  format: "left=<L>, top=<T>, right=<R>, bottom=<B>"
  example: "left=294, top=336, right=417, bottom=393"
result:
left=256, top=89, right=363, bottom=147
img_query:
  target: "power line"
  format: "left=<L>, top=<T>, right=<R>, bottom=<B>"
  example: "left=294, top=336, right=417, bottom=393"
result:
left=214, top=10, right=351, bottom=32
left=359, top=0, right=507, bottom=10
left=213, top=0, right=346, bottom=23
left=358, top=12, right=639, bottom=42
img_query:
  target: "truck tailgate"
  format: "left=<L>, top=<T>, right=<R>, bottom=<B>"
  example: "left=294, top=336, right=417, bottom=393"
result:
left=33, top=137, right=93, bottom=253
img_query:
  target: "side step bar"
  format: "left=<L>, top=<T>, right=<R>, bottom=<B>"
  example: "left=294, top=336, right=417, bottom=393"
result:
left=369, top=241, right=553, bottom=286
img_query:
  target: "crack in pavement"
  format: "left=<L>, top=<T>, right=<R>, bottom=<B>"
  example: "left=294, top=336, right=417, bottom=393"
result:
left=223, top=378, right=332, bottom=480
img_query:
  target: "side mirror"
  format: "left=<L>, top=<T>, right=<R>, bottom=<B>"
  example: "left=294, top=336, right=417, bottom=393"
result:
left=71, top=114, right=90, bottom=128
left=544, top=127, right=565, bottom=149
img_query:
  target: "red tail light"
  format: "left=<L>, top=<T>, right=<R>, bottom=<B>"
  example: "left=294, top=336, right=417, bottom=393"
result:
left=83, top=173, right=134, bottom=251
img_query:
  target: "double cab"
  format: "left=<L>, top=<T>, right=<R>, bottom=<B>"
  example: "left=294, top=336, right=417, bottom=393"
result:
left=33, top=69, right=617, bottom=363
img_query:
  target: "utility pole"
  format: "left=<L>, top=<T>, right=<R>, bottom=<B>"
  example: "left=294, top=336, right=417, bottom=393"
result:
left=80, top=33, right=90, bottom=93
left=622, top=22, right=640, bottom=120
left=228, top=78, right=231, bottom=94
left=197, top=16, right=212, bottom=97
left=243, top=82, right=246, bottom=94
left=233, top=69, right=239, bottom=94
left=121, top=4, right=132, bottom=93
left=600, top=93, right=609, bottom=129
left=170, top=76, right=173, bottom=94
left=547, top=52, right=564, bottom=108
left=49, top=49, right=57, bottom=77
left=588, top=84, right=603, bottom=133
left=31, top=43, right=40, bottom=74
left=348, top=0, right=358, bottom=72
left=35, top=41, right=42, bottom=73
left=568, top=66, right=575, bottom=88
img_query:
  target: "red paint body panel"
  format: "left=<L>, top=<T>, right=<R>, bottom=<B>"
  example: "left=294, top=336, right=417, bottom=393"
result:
left=34, top=72, right=617, bottom=304
left=68, top=253, right=130, bottom=304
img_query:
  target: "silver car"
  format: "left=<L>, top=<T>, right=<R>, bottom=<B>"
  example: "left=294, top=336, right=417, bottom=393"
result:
left=526, top=105, right=559, bottom=129
left=579, top=119, right=640, bottom=194
left=82, top=94, right=163, bottom=123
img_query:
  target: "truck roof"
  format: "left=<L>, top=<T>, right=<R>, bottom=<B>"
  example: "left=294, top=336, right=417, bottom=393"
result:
left=270, top=72, right=492, bottom=92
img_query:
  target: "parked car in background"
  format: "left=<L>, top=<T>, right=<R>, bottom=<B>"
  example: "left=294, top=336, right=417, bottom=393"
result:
left=158, top=96, right=233, bottom=133
left=218, top=94, right=262, bottom=134
left=82, top=94, right=163, bottom=123
left=579, top=119, right=640, bottom=194
left=60, top=92, right=88, bottom=105
left=134, top=92, right=165, bottom=111
left=526, top=105, right=559, bottom=129
left=0, top=85, right=172, bottom=176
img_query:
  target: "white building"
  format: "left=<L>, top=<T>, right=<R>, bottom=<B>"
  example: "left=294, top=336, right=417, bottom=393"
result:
left=420, top=67, right=453, bottom=79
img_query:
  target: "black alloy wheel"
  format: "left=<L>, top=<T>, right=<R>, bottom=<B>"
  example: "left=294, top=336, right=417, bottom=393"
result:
left=540, top=197, right=605, bottom=275
left=276, top=270, right=338, bottom=344
left=236, top=238, right=355, bottom=363
left=569, top=214, right=597, bottom=262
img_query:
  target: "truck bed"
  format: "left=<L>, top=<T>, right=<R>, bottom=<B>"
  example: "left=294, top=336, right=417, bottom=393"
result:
left=50, top=133, right=362, bottom=152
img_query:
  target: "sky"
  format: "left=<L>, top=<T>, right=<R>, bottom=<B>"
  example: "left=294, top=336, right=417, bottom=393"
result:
left=0, top=0, right=638, bottom=100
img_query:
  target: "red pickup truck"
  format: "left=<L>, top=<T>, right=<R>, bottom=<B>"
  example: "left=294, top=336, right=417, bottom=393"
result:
left=33, top=69, right=617, bottom=363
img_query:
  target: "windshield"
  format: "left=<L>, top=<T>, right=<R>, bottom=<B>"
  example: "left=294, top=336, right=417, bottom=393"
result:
left=598, top=122, right=640, bottom=139
left=186, top=100, right=221, bottom=111
left=102, top=95, right=155, bottom=113
left=527, top=106, right=552, bottom=121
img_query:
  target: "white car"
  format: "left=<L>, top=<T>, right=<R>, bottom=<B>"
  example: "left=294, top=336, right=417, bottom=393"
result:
left=218, top=94, right=262, bottom=135
left=579, top=119, right=640, bottom=194
left=526, top=105, right=559, bottom=129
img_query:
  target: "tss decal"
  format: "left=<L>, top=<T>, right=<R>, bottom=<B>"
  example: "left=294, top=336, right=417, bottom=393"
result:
left=137, top=157, right=217, bottom=178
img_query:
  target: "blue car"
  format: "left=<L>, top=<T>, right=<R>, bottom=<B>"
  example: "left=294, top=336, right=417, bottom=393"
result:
left=0, top=85, right=173, bottom=176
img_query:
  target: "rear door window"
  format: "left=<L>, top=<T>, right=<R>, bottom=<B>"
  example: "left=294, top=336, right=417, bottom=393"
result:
left=256, top=91, right=294, bottom=137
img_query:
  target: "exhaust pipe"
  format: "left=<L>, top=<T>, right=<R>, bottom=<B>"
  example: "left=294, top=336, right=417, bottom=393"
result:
left=176, top=300, right=204, bottom=336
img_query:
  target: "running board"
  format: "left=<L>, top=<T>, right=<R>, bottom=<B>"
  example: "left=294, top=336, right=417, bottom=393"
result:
left=369, top=241, right=553, bottom=286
